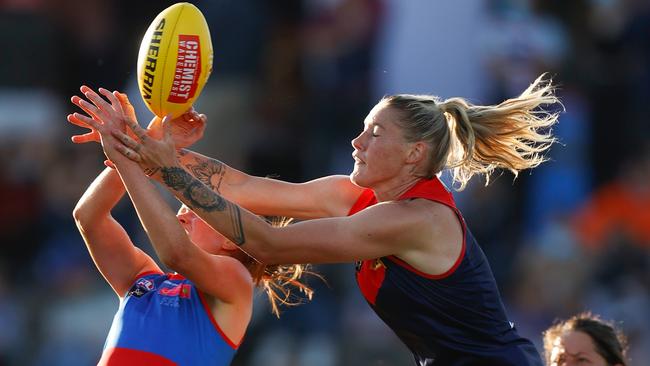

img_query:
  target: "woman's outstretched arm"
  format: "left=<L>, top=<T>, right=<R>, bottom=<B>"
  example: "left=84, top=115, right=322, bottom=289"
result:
left=73, top=166, right=161, bottom=297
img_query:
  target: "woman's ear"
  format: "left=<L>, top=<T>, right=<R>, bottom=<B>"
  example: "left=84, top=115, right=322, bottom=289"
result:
left=405, top=141, right=427, bottom=164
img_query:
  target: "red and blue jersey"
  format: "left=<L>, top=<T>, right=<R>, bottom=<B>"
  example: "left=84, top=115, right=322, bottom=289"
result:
left=350, top=177, right=543, bottom=366
left=98, top=272, right=239, bottom=366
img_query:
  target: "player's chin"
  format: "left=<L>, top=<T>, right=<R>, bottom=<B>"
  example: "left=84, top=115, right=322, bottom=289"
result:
left=350, top=167, right=369, bottom=188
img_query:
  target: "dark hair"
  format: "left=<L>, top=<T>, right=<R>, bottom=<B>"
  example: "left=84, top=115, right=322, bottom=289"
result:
left=543, top=312, right=628, bottom=366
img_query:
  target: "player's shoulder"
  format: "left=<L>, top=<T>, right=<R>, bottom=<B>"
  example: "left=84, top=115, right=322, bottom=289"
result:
left=325, top=175, right=365, bottom=194
left=371, top=198, right=458, bottom=235
left=309, top=175, right=366, bottom=216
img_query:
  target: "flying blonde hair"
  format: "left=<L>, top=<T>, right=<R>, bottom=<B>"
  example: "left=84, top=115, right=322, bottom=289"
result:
left=382, top=74, right=561, bottom=190
left=238, top=217, right=318, bottom=317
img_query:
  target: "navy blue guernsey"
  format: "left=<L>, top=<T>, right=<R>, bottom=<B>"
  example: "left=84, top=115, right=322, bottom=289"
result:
left=350, top=177, right=543, bottom=366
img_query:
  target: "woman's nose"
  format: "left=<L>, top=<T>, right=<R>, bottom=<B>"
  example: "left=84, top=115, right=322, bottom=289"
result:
left=351, top=132, right=364, bottom=150
left=177, top=211, right=193, bottom=225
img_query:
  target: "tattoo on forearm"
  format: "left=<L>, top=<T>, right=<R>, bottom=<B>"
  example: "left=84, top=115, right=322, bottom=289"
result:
left=161, top=166, right=246, bottom=245
left=144, top=167, right=160, bottom=177
left=183, top=180, right=227, bottom=211
left=228, top=203, right=245, bottom=245
left=184, top=157, right=226, bottom=192
left=211, top=159, right=227, bottom=192
left=161, top=167, right=193, bottom=190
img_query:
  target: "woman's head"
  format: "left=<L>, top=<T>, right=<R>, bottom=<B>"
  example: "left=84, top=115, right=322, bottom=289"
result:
left=177, top=206, right=314, bottom=317
left=177, top=205, right=240, bottom=255
left=350, top=104, right=427, bottom=189
left=543, top=312, right=628, bottom=366
left=362, top=74, right=560, bottom=190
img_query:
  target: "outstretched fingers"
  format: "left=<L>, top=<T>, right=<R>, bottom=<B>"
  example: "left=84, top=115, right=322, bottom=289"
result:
left=114, top=143, right=143, bottom=162
left=67, top=112, right=92, bottom=129
left=70, top=112, right=101, bottom=131
left=83, top=87, right=113, bottom=113
left=112, top=130, right=142, bottom=152
left=123, top=115, right=150, bottom=142
left=71, top=95, right=100, bottom=121
left=98, top=88, right=124, bottom=116
left=71, top=131, right=98, bottom=144
left=114, top=91, right=136, bottom=119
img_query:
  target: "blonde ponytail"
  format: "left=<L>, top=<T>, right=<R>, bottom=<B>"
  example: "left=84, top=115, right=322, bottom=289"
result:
left=382, top=74, right=561, bottom=190
left=441, top=74, right=560, bottom=189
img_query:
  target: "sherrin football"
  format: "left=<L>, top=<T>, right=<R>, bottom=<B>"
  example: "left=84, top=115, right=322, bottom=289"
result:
left=137, top=2, right=213, bottom=118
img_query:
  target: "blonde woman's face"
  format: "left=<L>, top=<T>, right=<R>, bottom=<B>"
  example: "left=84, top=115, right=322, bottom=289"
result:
left=549, top=330, right=618, bottom=366
left=350, top=104, right=412, bottom=188
left=176, top=205, right=239, bottom=255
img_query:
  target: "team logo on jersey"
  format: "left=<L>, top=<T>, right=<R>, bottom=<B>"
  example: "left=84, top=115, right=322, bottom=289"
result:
left=158, top=283, right=192, bottom=308
left=158, top=283, right=192, bottom=298
left=128, top=278, right=155, bottom=298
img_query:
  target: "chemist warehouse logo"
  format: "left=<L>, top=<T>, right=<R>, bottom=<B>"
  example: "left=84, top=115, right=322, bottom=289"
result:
left=167, top=35, right=201, bottom=103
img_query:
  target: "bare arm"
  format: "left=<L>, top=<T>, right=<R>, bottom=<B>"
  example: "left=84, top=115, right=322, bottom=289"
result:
left=161, top=149, right=363, bottom=219
left=114, top=156, right=253, bottom=305
left=73, top=167, right=161, bottom=297
left=71, top=87, right=362, bottom=219
left=72, top=86, right=253, bottom=305
left=131, top=160, right=436, bottom=266
left=75, top=88, right=447, bottom=267
left=107, top=114, right=438, bottom=265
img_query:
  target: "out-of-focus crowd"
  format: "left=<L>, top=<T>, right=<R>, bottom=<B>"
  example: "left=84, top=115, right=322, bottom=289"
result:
left=0, top=0, right=648, bottom=365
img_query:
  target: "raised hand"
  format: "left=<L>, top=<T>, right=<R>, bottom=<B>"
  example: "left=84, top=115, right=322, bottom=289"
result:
left=68, top=87, right=206, bottom=149
left=145, top=108, right=206, bottom=149
left=68, top=111, right=100, bottom=144
left=68, top=86, right=131, bottom=162
left=112, top=114, right=181, bottom=175
left=70, top=86, right=128, bottom=132
left=68, top=85, right=126, bottom=144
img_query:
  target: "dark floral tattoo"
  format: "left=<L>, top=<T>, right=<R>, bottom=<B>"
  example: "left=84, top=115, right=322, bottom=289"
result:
left=161, top=167, right=193, bottom=190
left=161, top=166, right=246, bottom=245
left=185, top=157, right=226, bottom=192
left=183, top=181, right=227, bottom=211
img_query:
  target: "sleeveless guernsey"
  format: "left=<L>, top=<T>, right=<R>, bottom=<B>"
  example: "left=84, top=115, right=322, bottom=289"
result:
left=350, top=177, right=543, bottom=366
left=99, top=272, right=238, bottom=366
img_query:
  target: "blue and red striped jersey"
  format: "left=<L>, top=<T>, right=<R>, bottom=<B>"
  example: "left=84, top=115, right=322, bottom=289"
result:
left=350, top=177, right=543, bottom=366
left=99, top=272, right=238, bottom=366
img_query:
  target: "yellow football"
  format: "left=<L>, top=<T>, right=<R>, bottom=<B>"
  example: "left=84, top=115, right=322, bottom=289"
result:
left=137, top=2, right=213, bottom=118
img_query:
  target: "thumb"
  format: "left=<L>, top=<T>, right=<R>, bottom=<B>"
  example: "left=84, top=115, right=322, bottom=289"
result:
left=162, top=114, right=174, bottom=143
left=115, top=91, right=135, bottom=111
left=114, top=91, right=131, bottom=105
